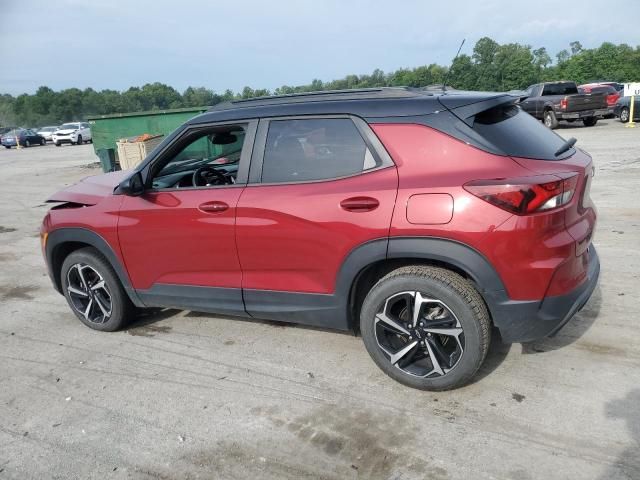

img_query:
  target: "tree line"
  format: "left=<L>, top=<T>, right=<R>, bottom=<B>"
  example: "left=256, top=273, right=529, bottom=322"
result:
left=1, top=38, right=639, bottom=127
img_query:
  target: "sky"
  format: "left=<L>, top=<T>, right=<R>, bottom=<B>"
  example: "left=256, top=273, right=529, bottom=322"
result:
left=1, top=0, right=638, bottom=96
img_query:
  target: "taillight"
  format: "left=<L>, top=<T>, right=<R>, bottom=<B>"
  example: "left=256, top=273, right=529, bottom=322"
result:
left=464, top=174, right=579, bottom=215
left=560, top=98, right=568, bottom=110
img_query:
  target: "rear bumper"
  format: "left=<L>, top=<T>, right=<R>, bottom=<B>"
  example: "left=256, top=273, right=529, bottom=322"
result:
left=556, top=109, right=608, bottom=119
left=486, top=246, right=600, bottom=343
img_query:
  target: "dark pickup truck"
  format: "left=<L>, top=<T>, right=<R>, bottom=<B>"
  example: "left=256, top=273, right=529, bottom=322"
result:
left=520, top=81, right=608, bottom=129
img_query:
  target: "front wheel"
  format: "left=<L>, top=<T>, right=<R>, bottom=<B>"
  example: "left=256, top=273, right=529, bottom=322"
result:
left=4, top=146, right=10, bottom=149
left=360, top=266, right=491, bottom=391
left=583, top=117, right=598, bottom=127
left=620, top=107, right=630, bottom=123
left=61, top=247, right=135, bottom=331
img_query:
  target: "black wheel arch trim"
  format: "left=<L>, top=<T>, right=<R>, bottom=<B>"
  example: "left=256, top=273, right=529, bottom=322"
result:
left=45, top=227, right=145, bottom=307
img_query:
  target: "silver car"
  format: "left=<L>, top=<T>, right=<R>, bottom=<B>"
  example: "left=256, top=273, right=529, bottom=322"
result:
left=37, top=126, right=59, bottom=142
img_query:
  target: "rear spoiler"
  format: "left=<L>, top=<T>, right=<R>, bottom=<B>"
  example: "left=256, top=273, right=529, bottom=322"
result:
left=439, top=93, right=526, bottom=127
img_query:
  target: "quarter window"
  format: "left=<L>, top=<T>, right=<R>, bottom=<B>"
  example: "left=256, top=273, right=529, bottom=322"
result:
left=261, top=118, right=378, bottom=183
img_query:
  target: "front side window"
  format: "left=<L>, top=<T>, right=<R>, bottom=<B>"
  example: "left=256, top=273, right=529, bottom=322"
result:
left=151, top=125, right=246, bottom=189
left=261, top=118, right=378, bottom=183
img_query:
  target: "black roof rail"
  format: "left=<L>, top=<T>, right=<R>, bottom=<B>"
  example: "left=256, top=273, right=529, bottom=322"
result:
left=208, top=87, right=428, bottom=111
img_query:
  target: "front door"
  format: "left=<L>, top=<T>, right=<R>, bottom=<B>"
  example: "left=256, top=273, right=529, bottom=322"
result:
left=118, top=121, right=257, bottom=315
left=236, top=116, right=398, bottom=328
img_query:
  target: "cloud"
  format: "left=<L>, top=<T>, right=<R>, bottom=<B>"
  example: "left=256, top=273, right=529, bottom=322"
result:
left=0, top=0, right=638, bottom=95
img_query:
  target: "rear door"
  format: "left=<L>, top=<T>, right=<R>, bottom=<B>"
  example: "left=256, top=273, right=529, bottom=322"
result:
left=235, top=116, right=398, bottom=327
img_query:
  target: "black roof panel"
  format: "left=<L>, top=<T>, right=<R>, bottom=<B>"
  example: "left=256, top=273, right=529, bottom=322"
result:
left=188, top=87, right=512, bottom=124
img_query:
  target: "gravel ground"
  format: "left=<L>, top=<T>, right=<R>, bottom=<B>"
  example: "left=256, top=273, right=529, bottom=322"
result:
left=0, top=120, right=638, bottom=480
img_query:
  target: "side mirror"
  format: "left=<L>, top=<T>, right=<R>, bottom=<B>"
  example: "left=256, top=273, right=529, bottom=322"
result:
left=118, top=171, right=145, bottom=196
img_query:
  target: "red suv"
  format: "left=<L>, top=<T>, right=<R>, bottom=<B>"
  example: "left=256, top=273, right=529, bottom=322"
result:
left=41, top=88, right=599, bottom=390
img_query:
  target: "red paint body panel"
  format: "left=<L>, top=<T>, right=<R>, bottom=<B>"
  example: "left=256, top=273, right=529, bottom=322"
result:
left=235, top=167, right=398, bottom=293
left=118, top=188, right=244, bottom=290
left=371, top=123, right=596, bottom=300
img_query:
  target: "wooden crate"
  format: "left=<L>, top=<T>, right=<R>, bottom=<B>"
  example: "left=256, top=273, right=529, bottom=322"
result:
left=116, top=135, right=164, bottom=170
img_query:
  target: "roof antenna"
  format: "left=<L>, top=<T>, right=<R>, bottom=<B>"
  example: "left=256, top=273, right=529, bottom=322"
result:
left=442, top=38, right=465, bottom=92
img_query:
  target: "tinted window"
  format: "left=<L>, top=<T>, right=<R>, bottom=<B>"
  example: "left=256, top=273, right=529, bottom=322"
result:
left=472, top=105, right=573, bottom=160
left=261, top=118, right=377, bottom=183
left=542, top=83, right=578, bottom=95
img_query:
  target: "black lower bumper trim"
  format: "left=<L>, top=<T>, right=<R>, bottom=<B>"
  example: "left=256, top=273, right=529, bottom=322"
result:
left=485, top=246, right=600, bottom=343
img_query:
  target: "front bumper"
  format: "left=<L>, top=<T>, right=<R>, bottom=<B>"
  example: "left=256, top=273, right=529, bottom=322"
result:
left=53, top=135, right=77, bottom=144
left=486, top=246, right=600, bottom=343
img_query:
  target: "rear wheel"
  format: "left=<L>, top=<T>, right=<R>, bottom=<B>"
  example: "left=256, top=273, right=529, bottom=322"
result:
left=40, top=138, right=45, bottom=146
left=360, top=266, right=490, bottom=391
left=25, top=140, right=31, bottom=147
left=76, top=135, right=83, bottom=145
left=61, top=248, right=135, bottom=331
left=543, top=110, right=559, bottom=129
left=582, top=117, right=598, bottom=127
left=620, top=107, right=630, bottom=123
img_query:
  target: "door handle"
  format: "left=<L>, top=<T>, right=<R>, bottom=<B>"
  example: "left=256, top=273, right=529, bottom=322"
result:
left=340, top=196, right=379, bottom=212
left=198, top=201, right=229, bottom=213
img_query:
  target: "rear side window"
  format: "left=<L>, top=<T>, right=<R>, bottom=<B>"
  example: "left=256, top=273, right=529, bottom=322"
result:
left=472, top=105, right=573, bottom=160
left=261, top=118, right=379, bottom=183
left=542, top=83, right=578, bottom=95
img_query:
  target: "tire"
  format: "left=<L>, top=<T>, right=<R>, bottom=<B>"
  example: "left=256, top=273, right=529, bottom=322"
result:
left=40, top=138, right=45, bottom=146
left=360, top=266, right=491, bottom=391
left=582, top=117, right=598, bottom=127
left=25, top=140, right=30, bottom=147
left=60, top=247, right=135, bottom=332
left=620, top=107, right=630, bottom=123
left=76, top=135, right=82, bottom=145
left=4, top=146, right=10, bottom=149
left=55, top=142, right=61, bottom=147
left=88, top=138, right=93, bottom=144
left=543, top=109, right=559, bottom=129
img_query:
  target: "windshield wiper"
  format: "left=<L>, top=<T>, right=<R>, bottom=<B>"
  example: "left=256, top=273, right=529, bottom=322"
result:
left=555, top=137, right=577, bottom=157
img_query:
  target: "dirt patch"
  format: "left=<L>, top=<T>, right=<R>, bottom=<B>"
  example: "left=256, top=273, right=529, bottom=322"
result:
left=127, top=324, right=172, bottom=337
left=251, top=404, right=448, bottom=479
left=512, top=393, right=526, bottom=403
left=0, top=226, right=17, bottom=234
left=575, top=341, right=627, bottom=357
left=0, top=285, right=38, bottom=301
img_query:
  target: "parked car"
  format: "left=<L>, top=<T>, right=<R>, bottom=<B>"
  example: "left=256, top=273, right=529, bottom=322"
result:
left=578, top=83, right=620, bottom=117
left=614, top=95, right=640, bottom=123
left=1, top=128, right=46, bottom=148
left=52, top=122, right=92, bottom=146
left=520, top=81, right=608, bottom=128
left=37, top=126, right=59, bottom=142
left=0, top=126, right=17, bottom=136
left=41, top=88, right=599, bottom=391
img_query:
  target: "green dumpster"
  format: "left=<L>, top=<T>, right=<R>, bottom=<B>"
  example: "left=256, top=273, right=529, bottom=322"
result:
left=87, top=107, right=208, bottom=161
left=96, top=148, right=117, bottom=173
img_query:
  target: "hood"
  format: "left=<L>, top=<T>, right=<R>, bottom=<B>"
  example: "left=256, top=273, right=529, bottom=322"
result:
left=47, top=170, right=130, bottom=205
left=55, top=128, right=78, bottom=134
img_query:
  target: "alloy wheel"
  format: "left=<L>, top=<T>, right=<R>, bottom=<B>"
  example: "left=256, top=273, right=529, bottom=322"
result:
left=374, top=291, right=465, bottom=378
left=66, top=263, right=112, bottom=324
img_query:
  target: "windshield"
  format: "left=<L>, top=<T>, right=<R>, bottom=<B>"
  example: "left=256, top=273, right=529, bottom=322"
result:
left=60, top=123, right=80, bottom=130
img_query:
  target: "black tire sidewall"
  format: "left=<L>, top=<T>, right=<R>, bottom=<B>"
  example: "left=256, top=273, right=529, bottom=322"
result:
left=360, top=273, right=486, bottom=391
left=76, top=135, right=82, bottom=145
left=60, top=249, right=130, bottom=332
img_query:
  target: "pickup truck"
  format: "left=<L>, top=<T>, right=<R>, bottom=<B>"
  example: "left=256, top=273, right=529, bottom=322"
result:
left=520, top=81, right=608, bottom=129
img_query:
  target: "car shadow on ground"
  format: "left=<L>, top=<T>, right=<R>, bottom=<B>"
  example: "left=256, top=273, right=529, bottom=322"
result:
left=598, top=389, right=640, bottom=479
left=555, top=119, right=616, bottom=129
left=520, top=284, right=602, bottom=354
left=125, top=307, right=357, bottom=337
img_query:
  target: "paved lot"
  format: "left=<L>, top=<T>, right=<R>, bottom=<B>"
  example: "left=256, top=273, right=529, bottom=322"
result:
left=0, top=121, right=638, bottom=480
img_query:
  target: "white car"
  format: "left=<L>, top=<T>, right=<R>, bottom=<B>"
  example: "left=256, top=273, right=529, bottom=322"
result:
left=52, top=122, right=92, bottom=146
left=37, top=126, right=59, bottom=142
